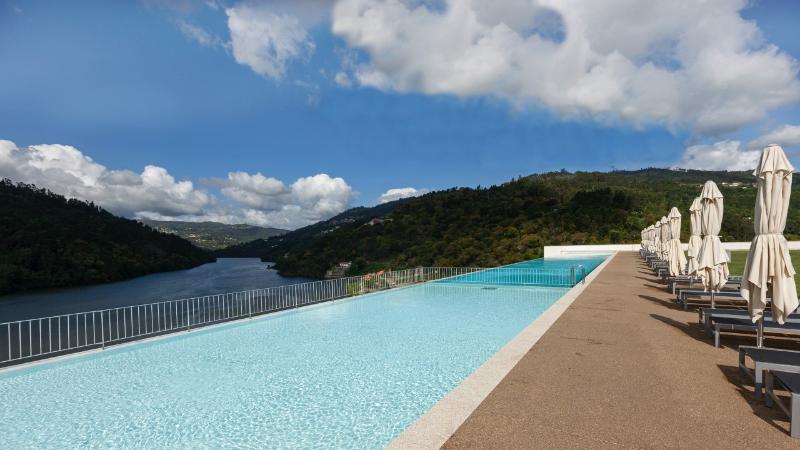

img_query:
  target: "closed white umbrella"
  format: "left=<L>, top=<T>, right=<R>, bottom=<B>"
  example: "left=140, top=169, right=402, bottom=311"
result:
left=741, top=144, right=798, bottom=333
left=656, top=221, right=664, bottom=256
left=687, top=197, right=703, bottom=275
left=659, top=216, right=670, bottom=260
left=667, top=207, right=687, bottom=276
left=696, top=180, right=729, bottom=306
left=654, top=223, right=660, bottom=255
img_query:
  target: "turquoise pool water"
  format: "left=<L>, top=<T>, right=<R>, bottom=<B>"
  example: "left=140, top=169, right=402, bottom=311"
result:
left=0, top=256, right=609, bottom=448
left=505, top=254, right=609, bottom=272
left=0, top=282, right=569, bottom=448
left=439, top=255, right=609, bottom=286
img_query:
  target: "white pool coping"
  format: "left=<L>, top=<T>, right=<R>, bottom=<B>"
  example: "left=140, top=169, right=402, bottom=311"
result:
left=386, top=252, right=619, bottom=449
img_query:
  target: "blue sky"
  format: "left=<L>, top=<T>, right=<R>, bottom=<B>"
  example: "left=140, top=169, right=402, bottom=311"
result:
left=1, top=0, right=800, bottom=229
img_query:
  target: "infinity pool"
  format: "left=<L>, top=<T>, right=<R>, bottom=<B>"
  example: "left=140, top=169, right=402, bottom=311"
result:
left=439, top=254, right=610, bottom=286
left=0, top=258, right=605, bottom=448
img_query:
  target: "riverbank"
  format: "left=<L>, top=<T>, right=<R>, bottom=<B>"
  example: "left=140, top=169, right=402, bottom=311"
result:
left=0, top=258, right=310, bottom=322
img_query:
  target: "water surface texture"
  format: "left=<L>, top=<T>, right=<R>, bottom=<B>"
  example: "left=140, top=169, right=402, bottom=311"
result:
left=1, top=282, right=568, bottom=448
left=440, top=255, right=609, bottom=286
left=0, top=258, right=308, bottom=321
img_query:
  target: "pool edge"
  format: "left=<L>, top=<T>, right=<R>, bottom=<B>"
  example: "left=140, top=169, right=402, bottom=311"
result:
left=386, top=252, right=619, bottom=450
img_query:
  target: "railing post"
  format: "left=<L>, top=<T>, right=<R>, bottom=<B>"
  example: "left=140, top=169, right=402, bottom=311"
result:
left=186, top=300, right=191, bottom=331
left=100, top=311, right=105, bottom=349
left=248, top=290, right=252, bottom=318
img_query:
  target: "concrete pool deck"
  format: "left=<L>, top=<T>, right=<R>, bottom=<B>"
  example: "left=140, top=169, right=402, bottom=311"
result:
left=442, top=252, right=799, bottom=448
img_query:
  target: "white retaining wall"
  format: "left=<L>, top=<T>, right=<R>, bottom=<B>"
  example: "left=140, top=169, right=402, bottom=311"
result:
left=544, top=241, right=800, bottom=257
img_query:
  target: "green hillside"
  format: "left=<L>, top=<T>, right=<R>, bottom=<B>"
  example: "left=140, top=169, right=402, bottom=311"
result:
left=215, top=198, right=411, bottom=259
left=0, top=179, right=214, bottom=295
left=139, top=219, right=287, bottom=250
left=225, top=168, right=800, bottom=278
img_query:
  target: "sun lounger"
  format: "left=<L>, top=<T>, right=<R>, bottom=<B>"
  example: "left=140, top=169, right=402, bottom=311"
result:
left=716, top=319, right=800, bottom=348
left=700, top=308, right=799, bottom=337
left=676, top=287, right=740, bottom=300
left=765, top=371, right=800, bottom=438
left=677, top=290, right=744, bottom=310
left=739, top=346, right=800, bottom=399
left=670, top=278, right=739, bottom=294
left=667, top=276, right=701, bottom=293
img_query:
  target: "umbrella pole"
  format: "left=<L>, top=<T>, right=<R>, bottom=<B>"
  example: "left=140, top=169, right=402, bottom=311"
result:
left=757, top=317, right=764, bottom=348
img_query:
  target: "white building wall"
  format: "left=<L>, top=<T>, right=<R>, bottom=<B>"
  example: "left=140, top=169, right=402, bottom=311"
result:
left=544, top=241, right=800, bottom=257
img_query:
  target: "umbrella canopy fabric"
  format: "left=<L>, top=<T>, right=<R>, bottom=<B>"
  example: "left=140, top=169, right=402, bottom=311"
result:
left=667, top=207, right=687, bottom=276
left=650, top=225, right=657, bottom=252
left=654, top=223, right=659, bottom=255
left=696, top=181, right=729, bottom=291
left=687, top=197, right=703, bottom=275
left=741, top=145, right=798, bottom=324
left=659, top=216, right=670, bottom=260
left=656, top=221, right=664, bottom=256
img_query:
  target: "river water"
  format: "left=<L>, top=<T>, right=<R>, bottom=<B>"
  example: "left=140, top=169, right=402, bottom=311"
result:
left=0, top=258, right=310, bottom=322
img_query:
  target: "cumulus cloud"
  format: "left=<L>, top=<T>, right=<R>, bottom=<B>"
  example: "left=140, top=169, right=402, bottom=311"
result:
left=377, top=187, right=429, bottom=204
left=748, top=124, right=800, bottom=150
left=0, top=140, right=356, bottom=230
left=0, top=140, right=212, bottom=217
left=218, top=171, right=356, bottom=228
left=221, top=171, right=289, bottom=210
left=675, top=124, right=800, bottom=171
left=331, top=0, right=800, bottom=133
left=225, top=2, right=316, bottom=80
left=673, top=140, right=761, bottom=171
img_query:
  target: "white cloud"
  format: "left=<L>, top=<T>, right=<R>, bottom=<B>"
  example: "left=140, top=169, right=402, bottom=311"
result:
left=748, top=124, right=800, bottom=150
left=331, top=0, right=800, bottom=133
left=675, top=124, right=800, bottom=171
left=0, top=140, right=356, bottom=230
left=334, top=71, right=352, bottom=87
left=673, top=140, right=760, bottom=171
left=221, top=171, right=289, bottom=210
left=0, top=140, right=211, bottom=217
left=377, top=187, right=428, bottom=204
left=215, top=172, right=355, bottom=228
left=291, top=173, right=355, bottom=219
left=177, top=19, right=229, bottom=50
left=225, top=2, right=315, bottom=80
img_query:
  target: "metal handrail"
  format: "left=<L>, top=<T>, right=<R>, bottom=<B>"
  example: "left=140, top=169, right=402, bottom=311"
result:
left=1, top=265, right=586, bottom=367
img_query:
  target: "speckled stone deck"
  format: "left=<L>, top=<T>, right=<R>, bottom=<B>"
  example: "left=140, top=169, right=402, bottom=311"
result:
left=443, top=252, right=798, bottom=449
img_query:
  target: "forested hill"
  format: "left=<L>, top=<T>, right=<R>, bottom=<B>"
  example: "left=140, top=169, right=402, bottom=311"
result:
left=139, top=219, right=287, bottom=250
left=215, top=199, right=409, bottom=258
left=224, top=168, right=800, bottom=279
left=0, top=179, right=214, bottom=295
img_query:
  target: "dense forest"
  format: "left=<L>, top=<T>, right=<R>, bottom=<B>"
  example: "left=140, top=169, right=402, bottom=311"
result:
left=0, top=179, right=214, bottom=295
left=222, top=168, right=800, bottom=278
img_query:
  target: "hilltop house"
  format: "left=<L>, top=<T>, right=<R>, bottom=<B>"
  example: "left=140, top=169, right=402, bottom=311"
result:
left=325, top=261, right=352, bottom=279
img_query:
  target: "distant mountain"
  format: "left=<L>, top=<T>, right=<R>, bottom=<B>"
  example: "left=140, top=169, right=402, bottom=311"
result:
left=230, top=168, right=800, bottom=279
left=0, top=179, right=214, bottom=295
left=139, top=219, right=288, bottom=250
left=215, top=198, right=411, bottom=264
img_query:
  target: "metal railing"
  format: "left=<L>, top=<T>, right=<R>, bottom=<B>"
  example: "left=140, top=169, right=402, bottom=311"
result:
left=0, top=265, right=585, bottom=367
left=569, top=265, right=587, bottom=285
left=426, top=267, right=577, bottom=287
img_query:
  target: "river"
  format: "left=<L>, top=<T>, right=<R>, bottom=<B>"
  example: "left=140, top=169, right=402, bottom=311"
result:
left=0, top=258, right=310, bottom=322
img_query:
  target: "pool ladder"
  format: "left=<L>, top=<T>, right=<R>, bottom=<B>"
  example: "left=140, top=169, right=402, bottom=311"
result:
left=570, top=265, right=586, bottom=286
